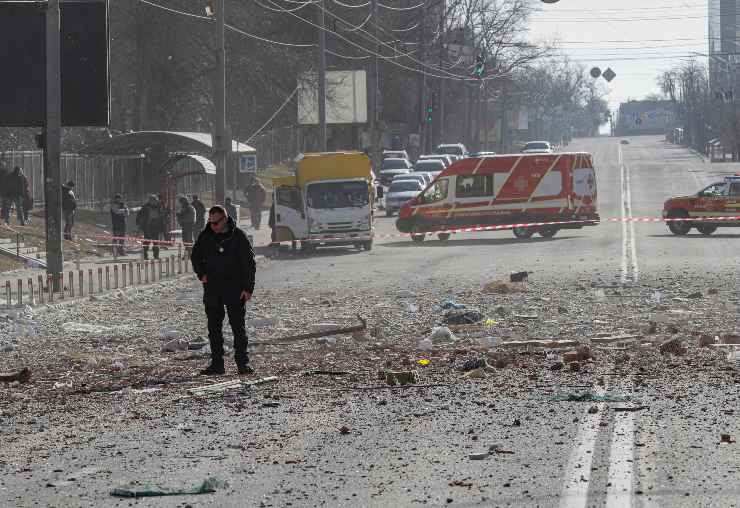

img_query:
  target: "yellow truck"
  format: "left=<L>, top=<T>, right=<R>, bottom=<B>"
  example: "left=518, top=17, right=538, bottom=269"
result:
left=272, top=152, right=374, bottom=252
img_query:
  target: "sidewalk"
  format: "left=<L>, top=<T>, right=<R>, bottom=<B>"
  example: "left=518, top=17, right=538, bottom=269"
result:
left=0, top=210, right=274, bottom=308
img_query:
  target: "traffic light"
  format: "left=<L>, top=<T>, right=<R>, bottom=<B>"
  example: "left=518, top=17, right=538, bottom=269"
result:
left=426, top=104, right=433, bottom=124
left=473, top=53, right=485, bottom=79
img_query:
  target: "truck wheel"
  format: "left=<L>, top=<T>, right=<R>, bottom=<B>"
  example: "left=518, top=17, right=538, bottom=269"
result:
left=362, top=240, right=373, bottom=250
left=437, top=233, right=451, bottom=241
left=302, top=242, right=315, bottom=253
left=411, top=224, right=425, bottom=243
left=667, top=210, right=692, bottom=235
left=512, top=226, right=534, bottom=239
left=696, top=224, right=717, bottom=236
left=539, top=227, right=558, bottom=238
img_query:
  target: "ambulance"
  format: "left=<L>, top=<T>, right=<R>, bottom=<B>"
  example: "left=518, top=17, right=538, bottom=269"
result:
left=272, top=152, right=374, bottom=252
left=395, top=152, right=599, bottom=241
left=662, top=174, right=740, bottom=235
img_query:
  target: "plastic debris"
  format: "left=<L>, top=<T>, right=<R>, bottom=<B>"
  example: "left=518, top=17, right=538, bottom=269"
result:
left=417, top=338, right=433, bottom=351
left=429, top=327, right=457, bottom=344
left=111, top=477, right=224, bottom=498
left=440, top=298, right=465, bottom=310
left=161, top=338, right=189, bottom=353
left=444, top=309, right=483, bottom=325
left=384, top=370, right=417, bottom=386
left=417, top=359, right=430, bottom=366
left=482, top=280, right=526, bottom=294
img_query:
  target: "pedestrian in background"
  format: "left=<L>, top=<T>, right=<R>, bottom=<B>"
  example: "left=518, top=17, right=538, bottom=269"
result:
left=224, top=197, right=237, bottom=223
left=191, top=205, right=256, bottom=376
left=110, top=194, right=129, bottom=256
left=192, top=194, right=206, bottom=234
left=136, top=194, right=165, bottom=260
left=61, top=180, right=77, bottom=240
left=0, top=165, right=12, bottom=225
left=176, top=196, right=196, bottom=259
left=243, top=175, right=266, bottom=229
left=5, top=166, right=29, bottom=226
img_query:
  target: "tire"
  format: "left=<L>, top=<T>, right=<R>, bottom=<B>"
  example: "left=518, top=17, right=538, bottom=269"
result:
left=362, top=240, right=373, bottom=251
left=667, top=210, right=692, bottom=236
left=437, top=233, right=451, bottom=241
left=301, top=241, right=315, bottom=253
left=696, top=224, right=717, bottom=236
left=512, top=226, right=534, bottom=239
left=539, top=227, right=558, bottom=238
left=411, top=224, right=425, bottom=243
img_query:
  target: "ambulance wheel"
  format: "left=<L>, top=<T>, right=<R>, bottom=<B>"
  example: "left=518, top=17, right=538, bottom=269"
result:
left=411, top=224, right=426, bottom=243
left=667, top=210, right=692, bottom=236
left=539, top=227, right=558, bottom=238
left=437, top=233, right=451, bottom=241
left=362, top=240, right=373, bottom=250
left=512, top=226, right=534, bottom=239
left=696, top=224, right=717, bottom=236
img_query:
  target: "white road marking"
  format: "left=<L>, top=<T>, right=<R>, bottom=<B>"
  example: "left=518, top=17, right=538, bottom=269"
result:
left=559, top=401, right=606, bottom=508
left=619, top=144, right=639, bottom=284
left=606, top=406, right=635, bottom=508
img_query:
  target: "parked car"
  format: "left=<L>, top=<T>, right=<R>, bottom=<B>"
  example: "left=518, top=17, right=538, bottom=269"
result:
left=435, top=143, right=468, bottom=158
left=392, top=173, right=427, bottom=187
left=521, top=141, right=554, bottom=154
left=417, top=154, right=454, bottom=167
left=380, top=158, right=413, bottom=185
left=383, top=150, right=410, bottom=161
left=414, top=159, right=447, bottom=175
left=385, top=179, right=424, bottom=217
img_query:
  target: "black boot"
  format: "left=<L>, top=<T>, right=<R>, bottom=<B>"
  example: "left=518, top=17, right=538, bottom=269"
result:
left=237, top=363, right=254, bottom=375
left=200, top=359, right=225, bottom=376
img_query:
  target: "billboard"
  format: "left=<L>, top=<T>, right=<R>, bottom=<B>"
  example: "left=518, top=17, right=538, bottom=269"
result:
left=298, top=70, right=367, bottom=125
left=0, top=0, right=109, bottom=127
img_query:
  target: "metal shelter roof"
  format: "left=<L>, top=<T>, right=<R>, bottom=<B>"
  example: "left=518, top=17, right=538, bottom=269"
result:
left=80, top=131, right=256, bottom=157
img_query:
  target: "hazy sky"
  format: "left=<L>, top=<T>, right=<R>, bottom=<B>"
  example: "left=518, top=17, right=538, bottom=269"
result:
left=526, top=0, right=708, bottom=110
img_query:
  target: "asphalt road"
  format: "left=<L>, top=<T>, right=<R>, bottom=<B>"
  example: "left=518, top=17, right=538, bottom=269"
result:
left=2, top=136, right=738, bottom=508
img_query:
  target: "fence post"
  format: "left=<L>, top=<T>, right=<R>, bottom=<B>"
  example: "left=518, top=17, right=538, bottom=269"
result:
left=105, top=266, right=110, bottom=290
left=158, top=258, right=163, bottom=280
left=5, top=281, right=10, bottom=307
left=28, top=278, right=34, bottom=306
left=144, top=261, right=149, bottom=283
left=68, top=270, right=74, bottom=298
left=38, top=275, right=44, bottom=304
left=79, top=270, right=84, bottom=297
left=121, top=264, right=127, bottom=289
left=137, top=262, right=142, bottom=284
left=47, top=274, right=53, bottom=303
left=16, top=279, right=22, bottom=307
left=98, top=268, right=103, bottom=294
left=128, top=262, right=134, bottom=286
left=113, top=265, right=119, bottom=289
left=88, top=269, right=93, bottom=295
left=59, top=273, right=64, bottom=300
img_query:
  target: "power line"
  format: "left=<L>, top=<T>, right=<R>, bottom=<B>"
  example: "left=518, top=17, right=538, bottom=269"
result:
left=252, top=0, right=317, bottom=13
left=138, top=0, right=211, bottom=20
left=331, top=0, right=371, bottom=7
left=245, top=87, right=299, bottom=143
left=378, top=1, right=424, bottom=11
left=226, top=23, right=316, bottom=47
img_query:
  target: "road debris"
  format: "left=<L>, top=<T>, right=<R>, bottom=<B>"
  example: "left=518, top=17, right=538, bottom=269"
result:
left=444, top=309, right=483, bottom=325
left=720, top=434, right=735, bottom=444
left=482, top=280, right=526, bottom=294
left=187, top=376, right=278, bottom=396
left=384, top=370, right=417, bottom=386
left=111, top=477, right=224, bottom=498
left=250, top=315, right=366, bottom=346
left=549, top=392, right=631, bottom=402
left=0, top=367, right=31, bottom=384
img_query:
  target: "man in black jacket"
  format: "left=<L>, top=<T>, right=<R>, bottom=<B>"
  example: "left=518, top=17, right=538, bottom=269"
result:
left=191, top=205, right=256, bottom=376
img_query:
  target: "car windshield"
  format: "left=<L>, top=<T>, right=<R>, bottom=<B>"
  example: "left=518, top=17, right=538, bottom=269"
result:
left=437, top=145, right=462, bottom=155
left=524, top=142, right=550, bottom=150
left=306, top=181, right=369, bottom=209
left=382, top=159, right=408, bottom=170
left=388, top=181, right=422, bottom=192
left=415, top=161, right=445, bottom=171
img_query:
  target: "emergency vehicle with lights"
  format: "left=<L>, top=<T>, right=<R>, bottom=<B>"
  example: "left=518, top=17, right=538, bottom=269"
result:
left=663, top=175, right=740, bottom=235
left=395, top=152, right=599, bottom=242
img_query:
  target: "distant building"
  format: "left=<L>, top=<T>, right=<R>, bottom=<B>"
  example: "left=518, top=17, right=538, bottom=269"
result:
left=708, top=0, right=740, bottom=90
left=615, top=100, right=673, bottom=136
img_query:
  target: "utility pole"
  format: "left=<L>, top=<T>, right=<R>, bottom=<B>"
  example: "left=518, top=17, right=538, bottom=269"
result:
left=438, top=2, right=446, bottom=145
left=214, top=0, right=227, bottom=204
left=318, top=0, right=327, bottom=151
left=44, top=0, right=63, bottom=290
left=368, top=0, right=380, bottom=165
left=417, top=0, right=427, bottom=154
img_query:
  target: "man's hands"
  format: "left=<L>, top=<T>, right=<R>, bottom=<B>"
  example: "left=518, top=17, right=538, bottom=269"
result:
left=240, top=291, right=253, bottom=303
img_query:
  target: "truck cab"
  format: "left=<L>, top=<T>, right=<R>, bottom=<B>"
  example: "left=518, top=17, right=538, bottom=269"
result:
left=273, top=152, right=374, bottom=252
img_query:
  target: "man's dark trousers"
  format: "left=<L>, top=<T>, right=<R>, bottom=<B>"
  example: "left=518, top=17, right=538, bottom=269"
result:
left=206, top=295, right=248, bottom=365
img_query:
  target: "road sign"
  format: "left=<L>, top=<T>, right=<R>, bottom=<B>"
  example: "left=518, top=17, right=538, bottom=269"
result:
left=0, top=1, right=109, bottom=127
left=239, top=154, right=257, bottom=173
left=590, top=67, right=602, bottom=79
left=602, top=68, right=616, bottom=83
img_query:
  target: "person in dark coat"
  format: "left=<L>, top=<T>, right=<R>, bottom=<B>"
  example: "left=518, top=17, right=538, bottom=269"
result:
left=176, top=196, right=196, bottom=259
left=0, top=165, right=11, bottom=225
left=136, top=194, right=166, bottom=260
left=4, top=166, right=29, bottom=226
left=224, top=197, right=237, bottom=223
left=110, top=194, right=129, bottom=256
left=190, top=205, right=256, bottom=376
left=243, top=176, right=266, bottom=229
left=191, top=194, right=206, bottom=233
left=61, top=180, right=77, bottom=240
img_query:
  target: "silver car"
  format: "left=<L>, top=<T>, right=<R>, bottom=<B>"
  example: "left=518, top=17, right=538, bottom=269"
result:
left=385, top=179, right=424, bottom=217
